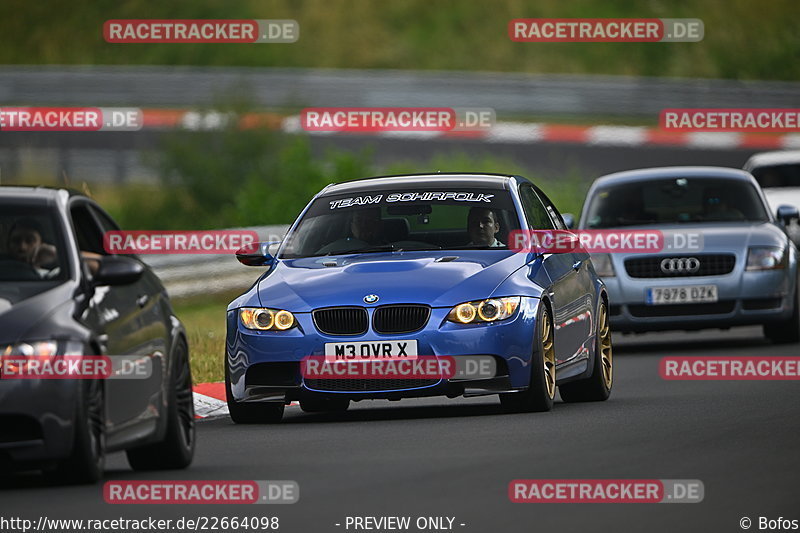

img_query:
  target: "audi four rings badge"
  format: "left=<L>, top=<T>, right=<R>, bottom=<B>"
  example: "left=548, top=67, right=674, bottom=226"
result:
left=660, top=257, right=701, bottom=273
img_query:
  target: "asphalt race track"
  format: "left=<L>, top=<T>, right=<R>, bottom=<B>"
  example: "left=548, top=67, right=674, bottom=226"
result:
left=2, top=326, right=799, bottom=533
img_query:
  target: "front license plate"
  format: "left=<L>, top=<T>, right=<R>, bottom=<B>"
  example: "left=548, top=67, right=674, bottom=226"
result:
left=324, top=340, right=418, bottom=362
left=646, top=285, right=718, bottom=305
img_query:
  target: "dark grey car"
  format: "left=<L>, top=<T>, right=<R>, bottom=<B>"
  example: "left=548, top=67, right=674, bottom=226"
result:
left=0, top=187, right=194, bottom=483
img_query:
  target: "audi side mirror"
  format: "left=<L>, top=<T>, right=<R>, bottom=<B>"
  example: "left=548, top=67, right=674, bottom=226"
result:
left=562, top=213, right=575, bottom=229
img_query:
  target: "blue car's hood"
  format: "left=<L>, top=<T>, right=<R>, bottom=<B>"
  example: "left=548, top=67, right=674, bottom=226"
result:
left=255, top=251, right=530, bottom=310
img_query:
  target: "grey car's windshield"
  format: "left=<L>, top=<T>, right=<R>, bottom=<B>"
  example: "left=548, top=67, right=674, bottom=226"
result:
left=0, top=203, right=69, bottom=282
left=584, top=177, right=770, bottom=229
left=279, top=188, right=521, bottom=258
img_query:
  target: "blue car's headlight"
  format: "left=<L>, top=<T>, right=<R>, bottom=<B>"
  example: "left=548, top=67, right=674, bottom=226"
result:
left=239, top=308, right=296, bottom=331
left=447, top=297, right=521, bottom=324
left=746, top=246, right=787, bottom=271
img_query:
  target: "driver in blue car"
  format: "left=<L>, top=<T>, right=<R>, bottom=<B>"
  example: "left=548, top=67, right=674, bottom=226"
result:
left=317, top=207, right=388, bottom=254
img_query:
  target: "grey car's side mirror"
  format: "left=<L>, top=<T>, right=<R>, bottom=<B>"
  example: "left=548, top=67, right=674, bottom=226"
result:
left=94, top=256, right=144, bottom=285
left=562, top=213, right=575, bottom=229
left=776, top=205, right=800, bottom=226
left=236, top=241, right=280, bottom=266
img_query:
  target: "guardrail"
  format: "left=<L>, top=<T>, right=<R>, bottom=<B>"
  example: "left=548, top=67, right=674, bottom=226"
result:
left=141, top=224, right=290, bottom=299
left=2, top=66, right=799, bottom=117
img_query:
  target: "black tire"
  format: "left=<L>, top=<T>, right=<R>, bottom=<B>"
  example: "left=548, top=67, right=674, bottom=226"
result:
left=300, top=396, right=350, bottom=413
left=126, top=340, right=195, bottom=470
left=764, top=285, right=800, bottom=344
left=560, top=301, right=613, bottom=403
left=500, top=303, right=556, bottom=413
left=52, top=379, right=105, bottom=484
left=225, top=366, right=284, bottom=424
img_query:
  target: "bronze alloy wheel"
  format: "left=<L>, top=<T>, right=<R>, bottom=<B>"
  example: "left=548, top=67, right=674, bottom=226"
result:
left=541, top=309, right=556, bottom=399
left=499, top=303, right=556, bottom=413
left=598, top=303, right=613, bottom=389
left=557, top=300, right=613, bottom=403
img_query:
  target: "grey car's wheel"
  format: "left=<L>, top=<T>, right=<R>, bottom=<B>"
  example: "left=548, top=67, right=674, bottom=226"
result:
left=560, top=301, right=613, bottom=403
left=300, top=396, right=350, bottom=413
left=225, top=366, right=284, bottom=423
left=127, top=340, right=195, bottom=470
left=764, top=284, right=800, bottom=344
left=500, top=303, right=555, bottom=413
left=52, top=379, right=105, bottom=484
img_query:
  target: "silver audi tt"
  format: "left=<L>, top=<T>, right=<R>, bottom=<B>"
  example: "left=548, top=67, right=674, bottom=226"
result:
left=578, top=166, right=800, bottom=342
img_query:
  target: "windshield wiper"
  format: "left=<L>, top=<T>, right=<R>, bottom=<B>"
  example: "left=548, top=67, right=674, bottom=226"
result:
left=325, top=244, right=402, bottom=256
left=440, top=244, right=506, bottom=250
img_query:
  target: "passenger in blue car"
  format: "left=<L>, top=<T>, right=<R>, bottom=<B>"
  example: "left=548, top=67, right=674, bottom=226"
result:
left=467, top=207, right=504, bottom=247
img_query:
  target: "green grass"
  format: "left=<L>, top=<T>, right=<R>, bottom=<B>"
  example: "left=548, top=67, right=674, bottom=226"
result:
left=0, top=0, right=798, bottom=80
left=172, top=291, right=237, bottom=384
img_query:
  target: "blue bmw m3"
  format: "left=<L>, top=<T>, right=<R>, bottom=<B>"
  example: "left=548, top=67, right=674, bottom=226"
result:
left=225, top=173, right=612, bottom=423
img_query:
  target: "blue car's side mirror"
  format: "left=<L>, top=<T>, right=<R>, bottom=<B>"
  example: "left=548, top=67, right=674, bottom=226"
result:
left=235, top=241, right=280, bottom=266
left=776, top=205, right=799, bottom=226
left=562, top=213, right=575, bottom=229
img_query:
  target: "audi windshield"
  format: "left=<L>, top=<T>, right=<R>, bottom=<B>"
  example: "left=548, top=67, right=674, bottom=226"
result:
left=584, top=177, right=770, bottom=229
left=279, top=189, right=522, bottom=258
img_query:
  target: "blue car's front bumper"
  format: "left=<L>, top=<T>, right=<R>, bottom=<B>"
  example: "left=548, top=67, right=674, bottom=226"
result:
left=226, top=298, right=543, bottom=403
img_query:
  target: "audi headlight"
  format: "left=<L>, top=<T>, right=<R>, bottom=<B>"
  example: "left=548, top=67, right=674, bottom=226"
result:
left=746, top=246, right=787, bottom=271
left=591, top=253, right=615, bottom=277
left=239, top=308, right=296, bottom=331
left=447, top=297, right=521, bottom=324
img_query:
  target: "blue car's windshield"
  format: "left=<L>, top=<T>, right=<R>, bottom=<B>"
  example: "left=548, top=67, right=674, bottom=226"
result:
left=584, top=177, right=770, bottom=229
left=280, top=188, right=522, bottom=258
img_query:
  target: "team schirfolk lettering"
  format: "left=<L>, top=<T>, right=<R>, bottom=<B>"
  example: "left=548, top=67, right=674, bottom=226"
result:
left=329, top=192, right=494, bottom=209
